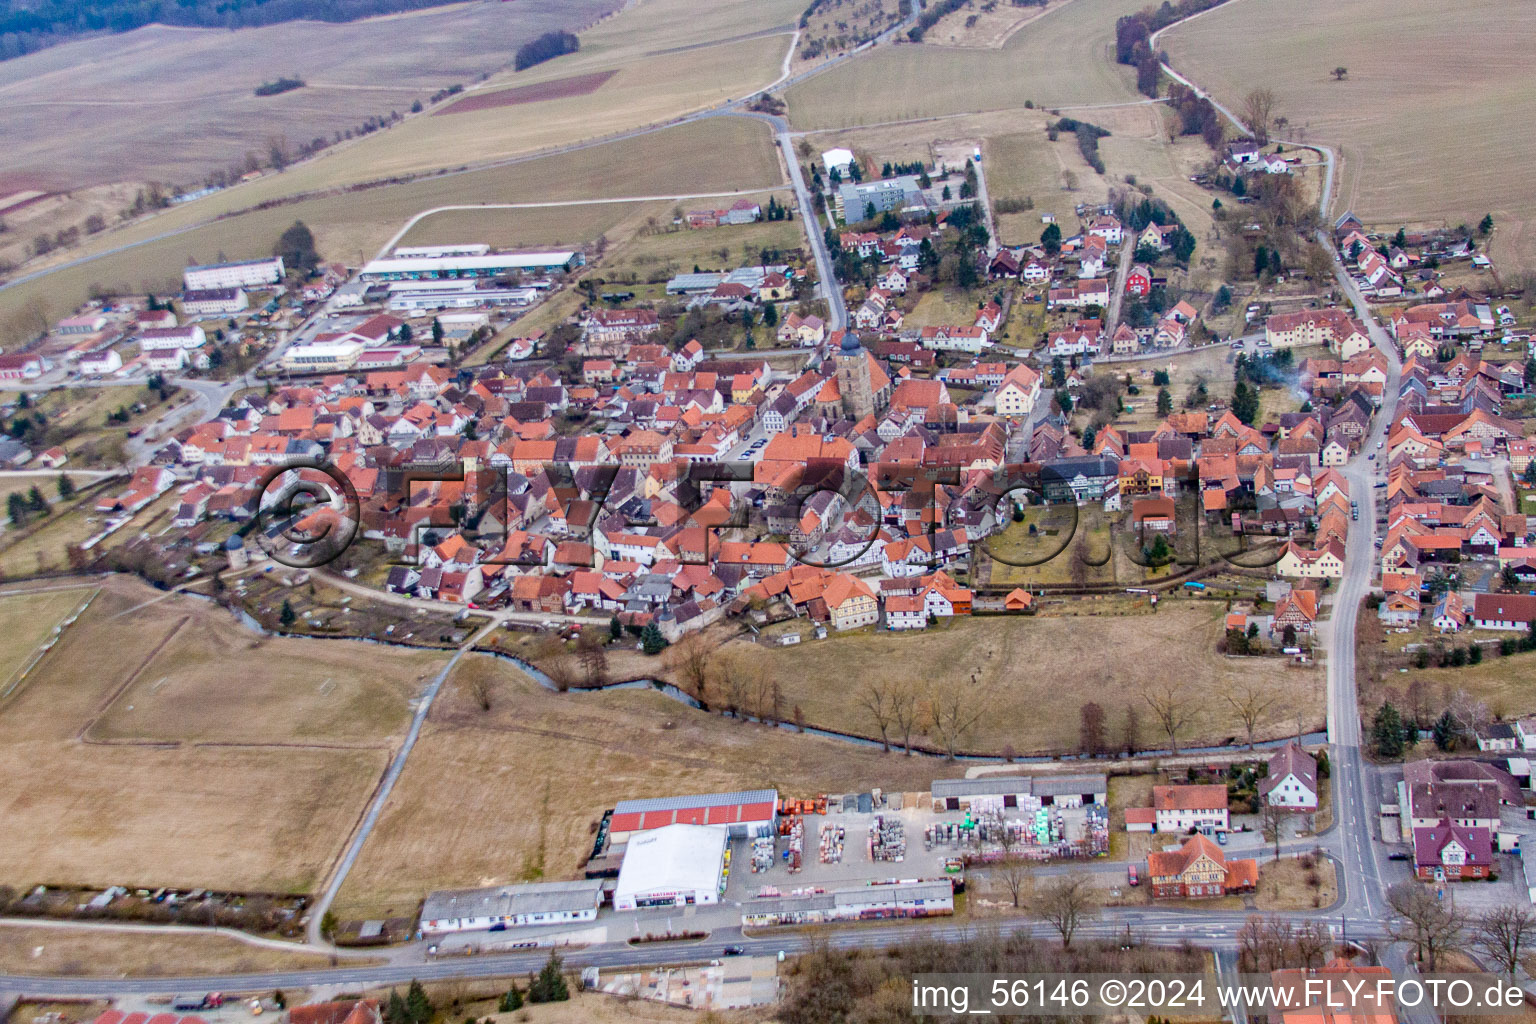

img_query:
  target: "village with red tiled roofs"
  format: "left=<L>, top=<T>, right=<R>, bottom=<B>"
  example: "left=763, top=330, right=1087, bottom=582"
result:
left=3, top=3, right=1536, bottom=1001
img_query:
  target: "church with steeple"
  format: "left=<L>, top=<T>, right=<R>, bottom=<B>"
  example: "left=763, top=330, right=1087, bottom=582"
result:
left=812, top=331, right=892, bottom=421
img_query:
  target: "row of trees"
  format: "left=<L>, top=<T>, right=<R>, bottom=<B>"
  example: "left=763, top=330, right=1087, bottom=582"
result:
left=1166, top=82, right=1225, bottom=150
left=748, top=672, right=1293, bottom=761
left=6, top=479, right=71, bottom=528
left=1237, top=898, right=1533, bottom=978
left=905, top=0, right=967, bottom=41
left=0, top=0, right=469, bottom=59
left=780, top=926, right=1207, bottom=1024
left=1052, top=117, right=1110, bottom=175
left=380, top=960, right=570, bottom=1024
left=1112, top=0, right=1232, bottom=92
left=1371, top=672, right=1529, bottom=757
left=546, top=640, right=1279, bottom=762
left=1387, top=883, right=1536, bottom=974
left=514, top=30, right=579, bottom=71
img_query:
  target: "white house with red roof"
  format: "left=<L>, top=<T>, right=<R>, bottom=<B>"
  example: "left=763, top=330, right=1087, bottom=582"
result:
left=974, top=302, right=1002, bottom=333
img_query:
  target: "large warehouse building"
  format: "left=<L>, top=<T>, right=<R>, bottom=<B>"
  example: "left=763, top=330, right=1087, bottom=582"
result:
left=360, top=250, right=583, bottom=281
left=929, top=774, right=1108, bottom=811
left=418, top=878, right=604, bottom=937
left=613, top=823, right=730, bottom=911
left=608, top=789, right=778, bottom=842
left=741, top=880, right=954, bottom=927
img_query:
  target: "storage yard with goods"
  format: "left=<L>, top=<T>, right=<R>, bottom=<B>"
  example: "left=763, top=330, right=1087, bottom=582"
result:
left=598, top=778, right=1112, bottom=919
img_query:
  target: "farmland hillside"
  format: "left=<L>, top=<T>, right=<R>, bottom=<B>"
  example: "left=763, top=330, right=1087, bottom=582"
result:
left=1162, top=0, right=1536, bottom=271
left=0, top=0, right=556, bottom=59
left=0, top=0, right=619, bottom=188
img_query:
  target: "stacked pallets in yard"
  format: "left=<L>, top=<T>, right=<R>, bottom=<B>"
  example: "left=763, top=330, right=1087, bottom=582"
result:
left=751, top=835, right=775, bottom=873
left=868, top=815, right=906, bottom=862
left=782, top=816, right=804, bottom=872
left=819, top=822, right=845, bottom=863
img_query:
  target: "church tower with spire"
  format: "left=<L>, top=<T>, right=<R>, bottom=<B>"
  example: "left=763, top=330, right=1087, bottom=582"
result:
left=835, top=332, right=874, bottom=420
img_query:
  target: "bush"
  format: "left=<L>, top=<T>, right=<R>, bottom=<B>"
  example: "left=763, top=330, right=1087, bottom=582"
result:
left=527, top=951, right=570, bottom=1003
left=1054, top=117, right=1110, bottom=174
left=254, top=76, right=304, bottom=97
left=515, top=31, right=579, bottom=71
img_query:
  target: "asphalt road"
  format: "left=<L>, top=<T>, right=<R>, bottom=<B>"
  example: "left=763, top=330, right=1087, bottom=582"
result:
left=303, top=617, right=503, bottom=946
left=1320, top=235, right=1404, bottom=929
left=2, top=910, right=1399, bottom=998
left=725, top=108, right=848, bottom=332
left=1104, top=235, right=1135, bottom=332
left=971, top=151, right=1000, bottom=259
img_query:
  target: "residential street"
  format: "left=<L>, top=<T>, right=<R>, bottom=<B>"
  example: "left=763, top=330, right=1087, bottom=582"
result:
left=1104, top=233, right=1136, bottom=332
left=1315, top=242, right=1404, bottom=932
left=971, top=151, right=1000, bottom=258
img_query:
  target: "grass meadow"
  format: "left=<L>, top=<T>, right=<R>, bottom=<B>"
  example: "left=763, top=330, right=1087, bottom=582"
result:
left=785, top=0, right=1151, bottom=128
left=0, top=577, right=441, bottom=894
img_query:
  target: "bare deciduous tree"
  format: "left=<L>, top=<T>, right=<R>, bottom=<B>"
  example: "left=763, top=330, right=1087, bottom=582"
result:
left=1144, top=680, right=1193, bottom=754
left=667, top=633, right=713, bottom=710
left=1241, top=87, right=1277, bottom=145
left=1388, top=880, right=1466, bottom=970
left=991, top=829, right=1034, bottom=909
left=1236, top=915, right=1266, bottom=972
left=467, top=670, right=498, bottom=712
left=542, top=654, right=578, bottom=693
left=1121, top=704, right=1140, bottom=756
left=719, top=653, right=752, bottom=720
left=1304, top=242, right=1335, bottom=283
left=1079, top=701, right=1106, bottom=758
left=1475, top=905, right=1536, bottom=978
left=1259, top=802, right=1286, bottom=863
left=1070, top=531, right=1090, bottom=588
left=1405, top=677, right=1432, bottom=730
left=731, top=652, right=770, bottom=721
left=1033, top=872, right=1097, bottom=948
left=578, top=635, right=609, bottom=688
left=1448, top=687, right=1490, bottom=742
left=1294, top=918, right=1330, bottom=969
left=751, top=673, right=782, bottom=722
left=859, top=681, right=896, bottom=752
left=927, top=683, right=985, bottom=760
left=890, top=679, right=920, bottom=755
left=1225, top=683, right=1277, bottom=750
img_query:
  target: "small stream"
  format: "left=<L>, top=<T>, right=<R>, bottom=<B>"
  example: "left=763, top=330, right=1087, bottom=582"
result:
left=196, top=586, right=1327, bottom=765
left=468, top=645, right=1326, bottom=764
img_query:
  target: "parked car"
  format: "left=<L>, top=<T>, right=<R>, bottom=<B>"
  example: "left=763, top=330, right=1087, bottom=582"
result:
left=1388, top=852, right=1409, bottom=861
left=1127, top=865, right=1139, bottom=887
